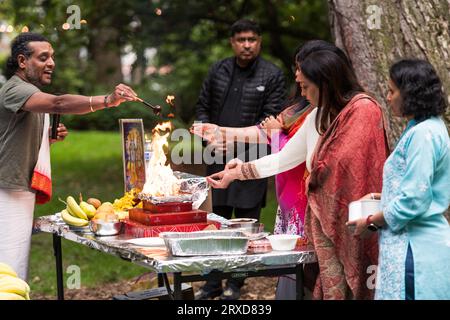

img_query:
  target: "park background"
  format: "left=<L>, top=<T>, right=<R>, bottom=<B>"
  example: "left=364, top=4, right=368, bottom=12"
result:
left=0, top=0, right=449, bottom=298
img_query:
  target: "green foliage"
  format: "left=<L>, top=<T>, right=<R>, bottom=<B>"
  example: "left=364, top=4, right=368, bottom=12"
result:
left=0, top=0, right=330, bottom=129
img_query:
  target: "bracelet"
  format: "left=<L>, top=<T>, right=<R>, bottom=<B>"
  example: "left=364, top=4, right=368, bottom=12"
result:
left=104, top=95, right=109, bottom=108
left=89, top=96, right=94, bottom=112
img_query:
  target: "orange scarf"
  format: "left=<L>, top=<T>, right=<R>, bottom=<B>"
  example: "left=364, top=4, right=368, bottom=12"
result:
left=30, top=114, right=52, bottom=204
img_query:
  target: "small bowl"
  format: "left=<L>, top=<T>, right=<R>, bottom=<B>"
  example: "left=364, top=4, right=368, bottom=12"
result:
left=267, top=234, right=300, bottom=251
left=89, top=220, right=123, bottom=236
left=228, top=222, right=264, bottom=234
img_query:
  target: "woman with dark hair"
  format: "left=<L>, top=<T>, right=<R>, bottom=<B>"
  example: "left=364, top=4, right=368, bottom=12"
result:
left=208, top=49, right=389, bottom=299
left=348, top=59, right=450, bottom=300
left=192, top=40, right=356, bottom=299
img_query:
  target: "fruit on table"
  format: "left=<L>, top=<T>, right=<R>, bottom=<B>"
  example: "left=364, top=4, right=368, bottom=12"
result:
left=0, top=262, right=18, bottom=278
left=93, top=202, right=118, bottom=222
left=0, top=292, right=26, bottom=300
left=0, top=264, right=31, bottom=300
left=87, top=198, right=101, bottom=209
left=61, top=209, right=89, bottom=227
left=95, top=202, right=115, bottom=214
left=66, top=196, right=88, bottom=220
left=113, top=188, right=141, bottom=211
left=80, top=201, right=96, bottom=219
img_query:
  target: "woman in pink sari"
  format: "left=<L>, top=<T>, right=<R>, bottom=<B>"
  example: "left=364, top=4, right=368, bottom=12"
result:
left=193, top=87, right=313, bottom=299
left=265, top=102, right=311, bottom=299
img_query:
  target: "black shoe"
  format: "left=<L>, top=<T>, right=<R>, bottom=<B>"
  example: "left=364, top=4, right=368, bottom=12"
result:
left=219, top=284, right=241, bottom=300
left=194, top=286, right=223, bottom=300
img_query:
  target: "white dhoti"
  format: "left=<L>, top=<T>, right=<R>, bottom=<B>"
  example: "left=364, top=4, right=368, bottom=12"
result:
left=0, top=188, right=36, bottom=281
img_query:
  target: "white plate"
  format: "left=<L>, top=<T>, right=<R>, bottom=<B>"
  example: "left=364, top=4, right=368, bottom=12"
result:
left=126, top=237, right=166, bottom=247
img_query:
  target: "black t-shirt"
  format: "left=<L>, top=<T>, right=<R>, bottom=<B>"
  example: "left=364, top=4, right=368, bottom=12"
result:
left=218, top=60, right=254, bottom=127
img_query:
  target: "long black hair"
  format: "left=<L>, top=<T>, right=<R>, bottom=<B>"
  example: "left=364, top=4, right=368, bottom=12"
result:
left=389, top=59, right=447, bottom=121
left=290, top=40, right=355, bottom=115
left=4, top=32, right=49, bottom=79
left=296, top=40, right=353, bottom=71
left=300, top=50, right=364, bottom=134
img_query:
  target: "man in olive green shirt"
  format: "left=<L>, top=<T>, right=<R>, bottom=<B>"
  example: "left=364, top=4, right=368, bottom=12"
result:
left=0, top=32, right=139, bottom=280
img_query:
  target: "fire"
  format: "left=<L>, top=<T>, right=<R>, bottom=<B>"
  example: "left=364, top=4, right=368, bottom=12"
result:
left=142, top=121, right=180, bottom=197
left=166, top=95, right=175, bottom=107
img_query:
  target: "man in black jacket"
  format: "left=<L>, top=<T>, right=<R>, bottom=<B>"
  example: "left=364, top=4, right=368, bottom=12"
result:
left=195, top=19, right=286, bottom=300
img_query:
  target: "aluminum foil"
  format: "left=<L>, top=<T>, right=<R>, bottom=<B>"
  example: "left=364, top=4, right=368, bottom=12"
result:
left=160, top=230, right=249, bottom=257
left=138, top=171, right=208, bottom=209
left=33, top=213, right=317, bottom=274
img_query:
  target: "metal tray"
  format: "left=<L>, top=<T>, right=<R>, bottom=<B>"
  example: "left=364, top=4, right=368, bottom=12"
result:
left=160, top=230, right=249, bottom=256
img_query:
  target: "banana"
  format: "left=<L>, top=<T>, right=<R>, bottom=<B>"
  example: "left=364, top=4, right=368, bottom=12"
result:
left=80, top=201, right=96, bottom=219
left=61, top=209, right=89, bottom=227
left=66, top=196, right=88, bottom=220
left=0, top=262, right=18, bottom=278
left=0, top=275, right=30, bottom=297
left=0, top=292, right=26, bottom=300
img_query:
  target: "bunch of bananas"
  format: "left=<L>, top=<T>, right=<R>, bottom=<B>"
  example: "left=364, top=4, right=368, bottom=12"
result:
left=61, top=196, right=96, bottom=227
left=0, top=263, right=30, bottom=300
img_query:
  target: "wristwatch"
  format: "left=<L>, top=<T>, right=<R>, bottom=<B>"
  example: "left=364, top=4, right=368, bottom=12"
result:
left=366, top=215, right=380, bottom=232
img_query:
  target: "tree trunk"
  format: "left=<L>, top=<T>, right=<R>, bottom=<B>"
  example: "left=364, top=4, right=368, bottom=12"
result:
left=329, top=0, right=450, bottom=147
left=329, top=0, right=450, bottom=218
left=89, top=27, right=123, bottom=88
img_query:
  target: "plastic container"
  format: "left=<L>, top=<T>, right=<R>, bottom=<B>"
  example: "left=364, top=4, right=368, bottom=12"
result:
left=267, top=234, right=300, bottom=251
left=348, top=199, right=381, bottom=221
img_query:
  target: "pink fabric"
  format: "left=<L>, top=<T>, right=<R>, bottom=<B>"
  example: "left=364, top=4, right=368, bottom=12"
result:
left=265, top=106, right=313, bottom=237
left=271, top=131, right=308, bottom=236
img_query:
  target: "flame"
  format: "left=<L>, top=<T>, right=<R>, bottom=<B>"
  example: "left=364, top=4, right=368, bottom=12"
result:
left=142, top=121, right=180, bottom=197
left=153, top=121, right=172, bottom=132
left=166, top=95, right=175, bottom=106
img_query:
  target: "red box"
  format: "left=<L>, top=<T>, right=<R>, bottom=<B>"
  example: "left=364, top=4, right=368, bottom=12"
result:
left=123, top=219, right=221, bottom=238
left=129, top=208, right=207, bottom=226
left=142, top=200, right=192, bottom=213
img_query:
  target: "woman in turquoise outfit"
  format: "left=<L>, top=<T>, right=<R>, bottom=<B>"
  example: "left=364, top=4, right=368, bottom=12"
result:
left=348, top=59, right=450, bottom=300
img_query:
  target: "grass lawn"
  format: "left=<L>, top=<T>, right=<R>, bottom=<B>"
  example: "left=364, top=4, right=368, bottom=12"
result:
left=30, top=130, right=277, bottom=297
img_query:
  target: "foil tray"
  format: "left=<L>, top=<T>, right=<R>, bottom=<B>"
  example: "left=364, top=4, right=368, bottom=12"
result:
left=160, top=230, right=249, bottom=257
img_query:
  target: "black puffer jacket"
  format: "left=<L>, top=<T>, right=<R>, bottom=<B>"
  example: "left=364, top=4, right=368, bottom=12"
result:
left=195, top=56, right=286, bottom=209
left=195, top=56, right=286, bottom=125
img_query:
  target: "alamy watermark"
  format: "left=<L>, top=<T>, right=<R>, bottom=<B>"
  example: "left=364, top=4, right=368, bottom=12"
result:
left=366, top=264, right=378, bottom=290
left=366, top=5, right=382, bottom=30
left=168, top=125, right=273, bottom=166
left=66, top=264, right=81, bottom=289
left=66, top=5, right=81, bottom=30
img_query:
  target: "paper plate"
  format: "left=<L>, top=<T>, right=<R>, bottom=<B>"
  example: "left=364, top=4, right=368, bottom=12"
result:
left=126, top=237, right=166, bottom=247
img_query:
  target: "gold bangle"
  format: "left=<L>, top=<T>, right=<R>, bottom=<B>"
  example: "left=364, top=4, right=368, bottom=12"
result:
left=89, top=96, right=94, bottom=112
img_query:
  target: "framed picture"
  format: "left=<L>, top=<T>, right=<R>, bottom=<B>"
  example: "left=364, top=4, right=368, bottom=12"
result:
left=119, top=119, right=146, bottom=193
